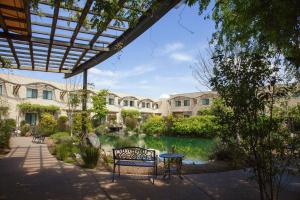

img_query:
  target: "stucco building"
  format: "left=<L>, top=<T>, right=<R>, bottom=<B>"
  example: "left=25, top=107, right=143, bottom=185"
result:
left=0, top=73, right=299, bottom=126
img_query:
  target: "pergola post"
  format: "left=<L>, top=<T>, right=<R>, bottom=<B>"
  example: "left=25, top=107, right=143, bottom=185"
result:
left=82, top=69, right=88, bottom=139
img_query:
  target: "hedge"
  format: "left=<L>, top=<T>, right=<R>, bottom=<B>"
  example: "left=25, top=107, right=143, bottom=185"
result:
left=141, top=115, right=220, bottom=138
left=171, top=116, right=220, bottom=138
left=141, top=115, right=166, bottom=135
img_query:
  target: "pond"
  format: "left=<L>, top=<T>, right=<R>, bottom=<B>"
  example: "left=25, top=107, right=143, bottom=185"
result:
left=99, top=133, right=216, bottom=164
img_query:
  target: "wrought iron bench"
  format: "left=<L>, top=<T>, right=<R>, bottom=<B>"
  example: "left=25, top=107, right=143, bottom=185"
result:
left=112, top=147, right=157, bottom=183
left=31, top=126, right=45, bottom=144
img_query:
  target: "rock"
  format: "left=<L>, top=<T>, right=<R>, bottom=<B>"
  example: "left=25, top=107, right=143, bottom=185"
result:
left=87, top=133, right=100, bottom=148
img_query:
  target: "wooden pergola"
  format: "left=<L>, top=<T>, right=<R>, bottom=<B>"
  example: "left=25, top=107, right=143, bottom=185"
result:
left=0, top=0, right=181, bottom=135
left=0, top=0, right=180, bottom=77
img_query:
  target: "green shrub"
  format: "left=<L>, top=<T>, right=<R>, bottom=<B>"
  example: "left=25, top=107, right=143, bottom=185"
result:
left=141, top=115, right=166, bottom=135
left=0, top=119, right=16, bottom=149
left=20, top=123, right=30, bottom=136
left=54, top=137, right=78, bottom=161
left=114, top=137, right=135, bottom=148
left=72, top=112, right=92, bottom=135
left=80, top=146, right=99, bottom=168
left=124, top=116, right=138, bottom=131
left=38, top=113, right=57, bottom=136
left=95, top=124, right=108, bottom=135
left=171, top=115, right=220, bottom=138
left=50, top=132, right=70, bottom=143
left=121, top=109, right=140, bottom=120
left=57, top=116, right=68, bottom=132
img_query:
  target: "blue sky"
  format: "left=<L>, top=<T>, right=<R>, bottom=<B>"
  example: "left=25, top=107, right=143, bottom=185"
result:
left=6, top=3, right=214, bottom=99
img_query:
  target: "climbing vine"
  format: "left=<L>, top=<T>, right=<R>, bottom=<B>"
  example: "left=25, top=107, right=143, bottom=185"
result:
left=17, top=103, right=60, bottom=113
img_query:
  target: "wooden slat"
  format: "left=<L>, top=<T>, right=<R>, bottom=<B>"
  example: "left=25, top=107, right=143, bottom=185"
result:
left=9, top=64, right=72, bottom=73
left=59, top=0, right=93, bottom=72
left=31, top=21, right=119, bottom=39
left=32, top=29, right=111, bottom=45
left=0, top=42, right=95, bottom=58
left=24, top=0, right=35, bottom=70
left=0, top=10, right=20, bottom=67
left=74, top=0, right=127, bottom=68
left=67, top=0, right=181, bottom=78
left=38, top=0, right=130, bottom=22
left=46, top=0, right=60, bottom=71
left=31, top=11, right=127, bottom=32
left=0, top=3, right=24, bottom=12
left=0, top=32, right=109, bottom=51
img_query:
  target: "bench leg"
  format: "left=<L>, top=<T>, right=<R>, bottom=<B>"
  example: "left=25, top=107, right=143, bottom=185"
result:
left=112, top=164, right=116, bottom=182
left=153, top=167, right=155, bottom=184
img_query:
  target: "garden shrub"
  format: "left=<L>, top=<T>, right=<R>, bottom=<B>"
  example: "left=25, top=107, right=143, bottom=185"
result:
left=57, top=116, right=68, bottom=132
left=114, top=137, right=135, bottom=148
left=38, top=113, right=57, bottom=136
left=0, top=119, right=16, bottom=149
left=72, top=112, right=92, bottom=135
left=50, top=132, right=70, bottom=143
left=80, top=146, right=99, bottom=168
left=124, top=116, right=138, bottom=131
left=20, top=123, right=30, bottom=136
left=141, top=115, right=166, bottom=135
left=121, top=109, right=140, bottom=120
left=54, top=136, right=78, bottom=161
left=171, top=115, right=220, bottom=138
left=95, top=124, right=108, bottom=135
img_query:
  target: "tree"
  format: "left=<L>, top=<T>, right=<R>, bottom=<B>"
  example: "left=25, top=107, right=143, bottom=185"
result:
left=91, top=89, right=109, bottom=124
left=186, top=0, right=300, bottom=76
left=210, top=49, right=297, bottom=200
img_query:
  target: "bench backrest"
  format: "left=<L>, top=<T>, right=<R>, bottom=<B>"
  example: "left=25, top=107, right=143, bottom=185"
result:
left=113, top=147, right=155, bottom=161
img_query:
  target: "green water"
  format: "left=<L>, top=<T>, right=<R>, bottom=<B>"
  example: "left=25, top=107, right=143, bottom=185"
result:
left=99, top=133, right=216, bottom=164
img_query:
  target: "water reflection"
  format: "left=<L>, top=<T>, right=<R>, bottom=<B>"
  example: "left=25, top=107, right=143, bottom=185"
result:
left=99, top=132, right=216, bottom=165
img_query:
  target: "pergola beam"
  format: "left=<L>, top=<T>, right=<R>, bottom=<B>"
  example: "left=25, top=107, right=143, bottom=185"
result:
left=66, top=0, right=182, bottom=78
left=46, top=0, right=60, bottom=71
left=59, top=0, right=93, bottom=72
left=74, top=0, right=127, bottom=68
left=0, top=10, right=20, bottom=67
left=24, top=0, right=35, bottom=70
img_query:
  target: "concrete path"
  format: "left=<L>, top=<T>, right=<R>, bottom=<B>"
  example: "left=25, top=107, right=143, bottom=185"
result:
left=1, top=137, right=299, bottom=200
left=0, top=137, right=109, bottom=200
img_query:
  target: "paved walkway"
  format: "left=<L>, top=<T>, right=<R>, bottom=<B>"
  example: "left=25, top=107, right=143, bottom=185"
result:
left=0, top=137, right=299, bottom=200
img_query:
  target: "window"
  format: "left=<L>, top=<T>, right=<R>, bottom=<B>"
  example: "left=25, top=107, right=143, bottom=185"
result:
left=201, top=98, right=210, bottom=105
left=109, top=98, right=114, bottom=105
left=141, top=102, right=145, bottom=108
left=0, top=85, right=2, bottom=95
left=25, top=113, right=37, bottom=125
left=26, top=88, right=38, bottom=98
left=130, top=100, right=134, bottom=107
left=184, top=100, right=190, bottom=106
left=146, top=103, right=150, bottom=108
left=43, top=90, right=52, bottom=100
left=175, top=100, right=181, bottom=107
left=123, top=100, right=128, bottom=106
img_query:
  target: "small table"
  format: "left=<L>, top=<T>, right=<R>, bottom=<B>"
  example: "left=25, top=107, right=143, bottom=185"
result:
left=159, top=153, right=184, bottom=180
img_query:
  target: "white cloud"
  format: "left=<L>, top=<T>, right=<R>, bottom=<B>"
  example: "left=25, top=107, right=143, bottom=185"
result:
left=170, top=52, right=195, bottom=62
left=89, top=68, right=117, bottom=78
left=159, top=94, right=170, bottom=99
left=157, top=42, right=184, bottom=55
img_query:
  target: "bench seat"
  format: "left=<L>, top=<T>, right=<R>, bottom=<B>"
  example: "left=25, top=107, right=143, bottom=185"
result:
left=112, top=147, right=157, bottom=183
left=116, top=160, right=155, bottom=167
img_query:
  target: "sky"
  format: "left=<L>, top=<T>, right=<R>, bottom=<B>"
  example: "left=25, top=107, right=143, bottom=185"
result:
left=4, top=3, right=215, bottom=99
